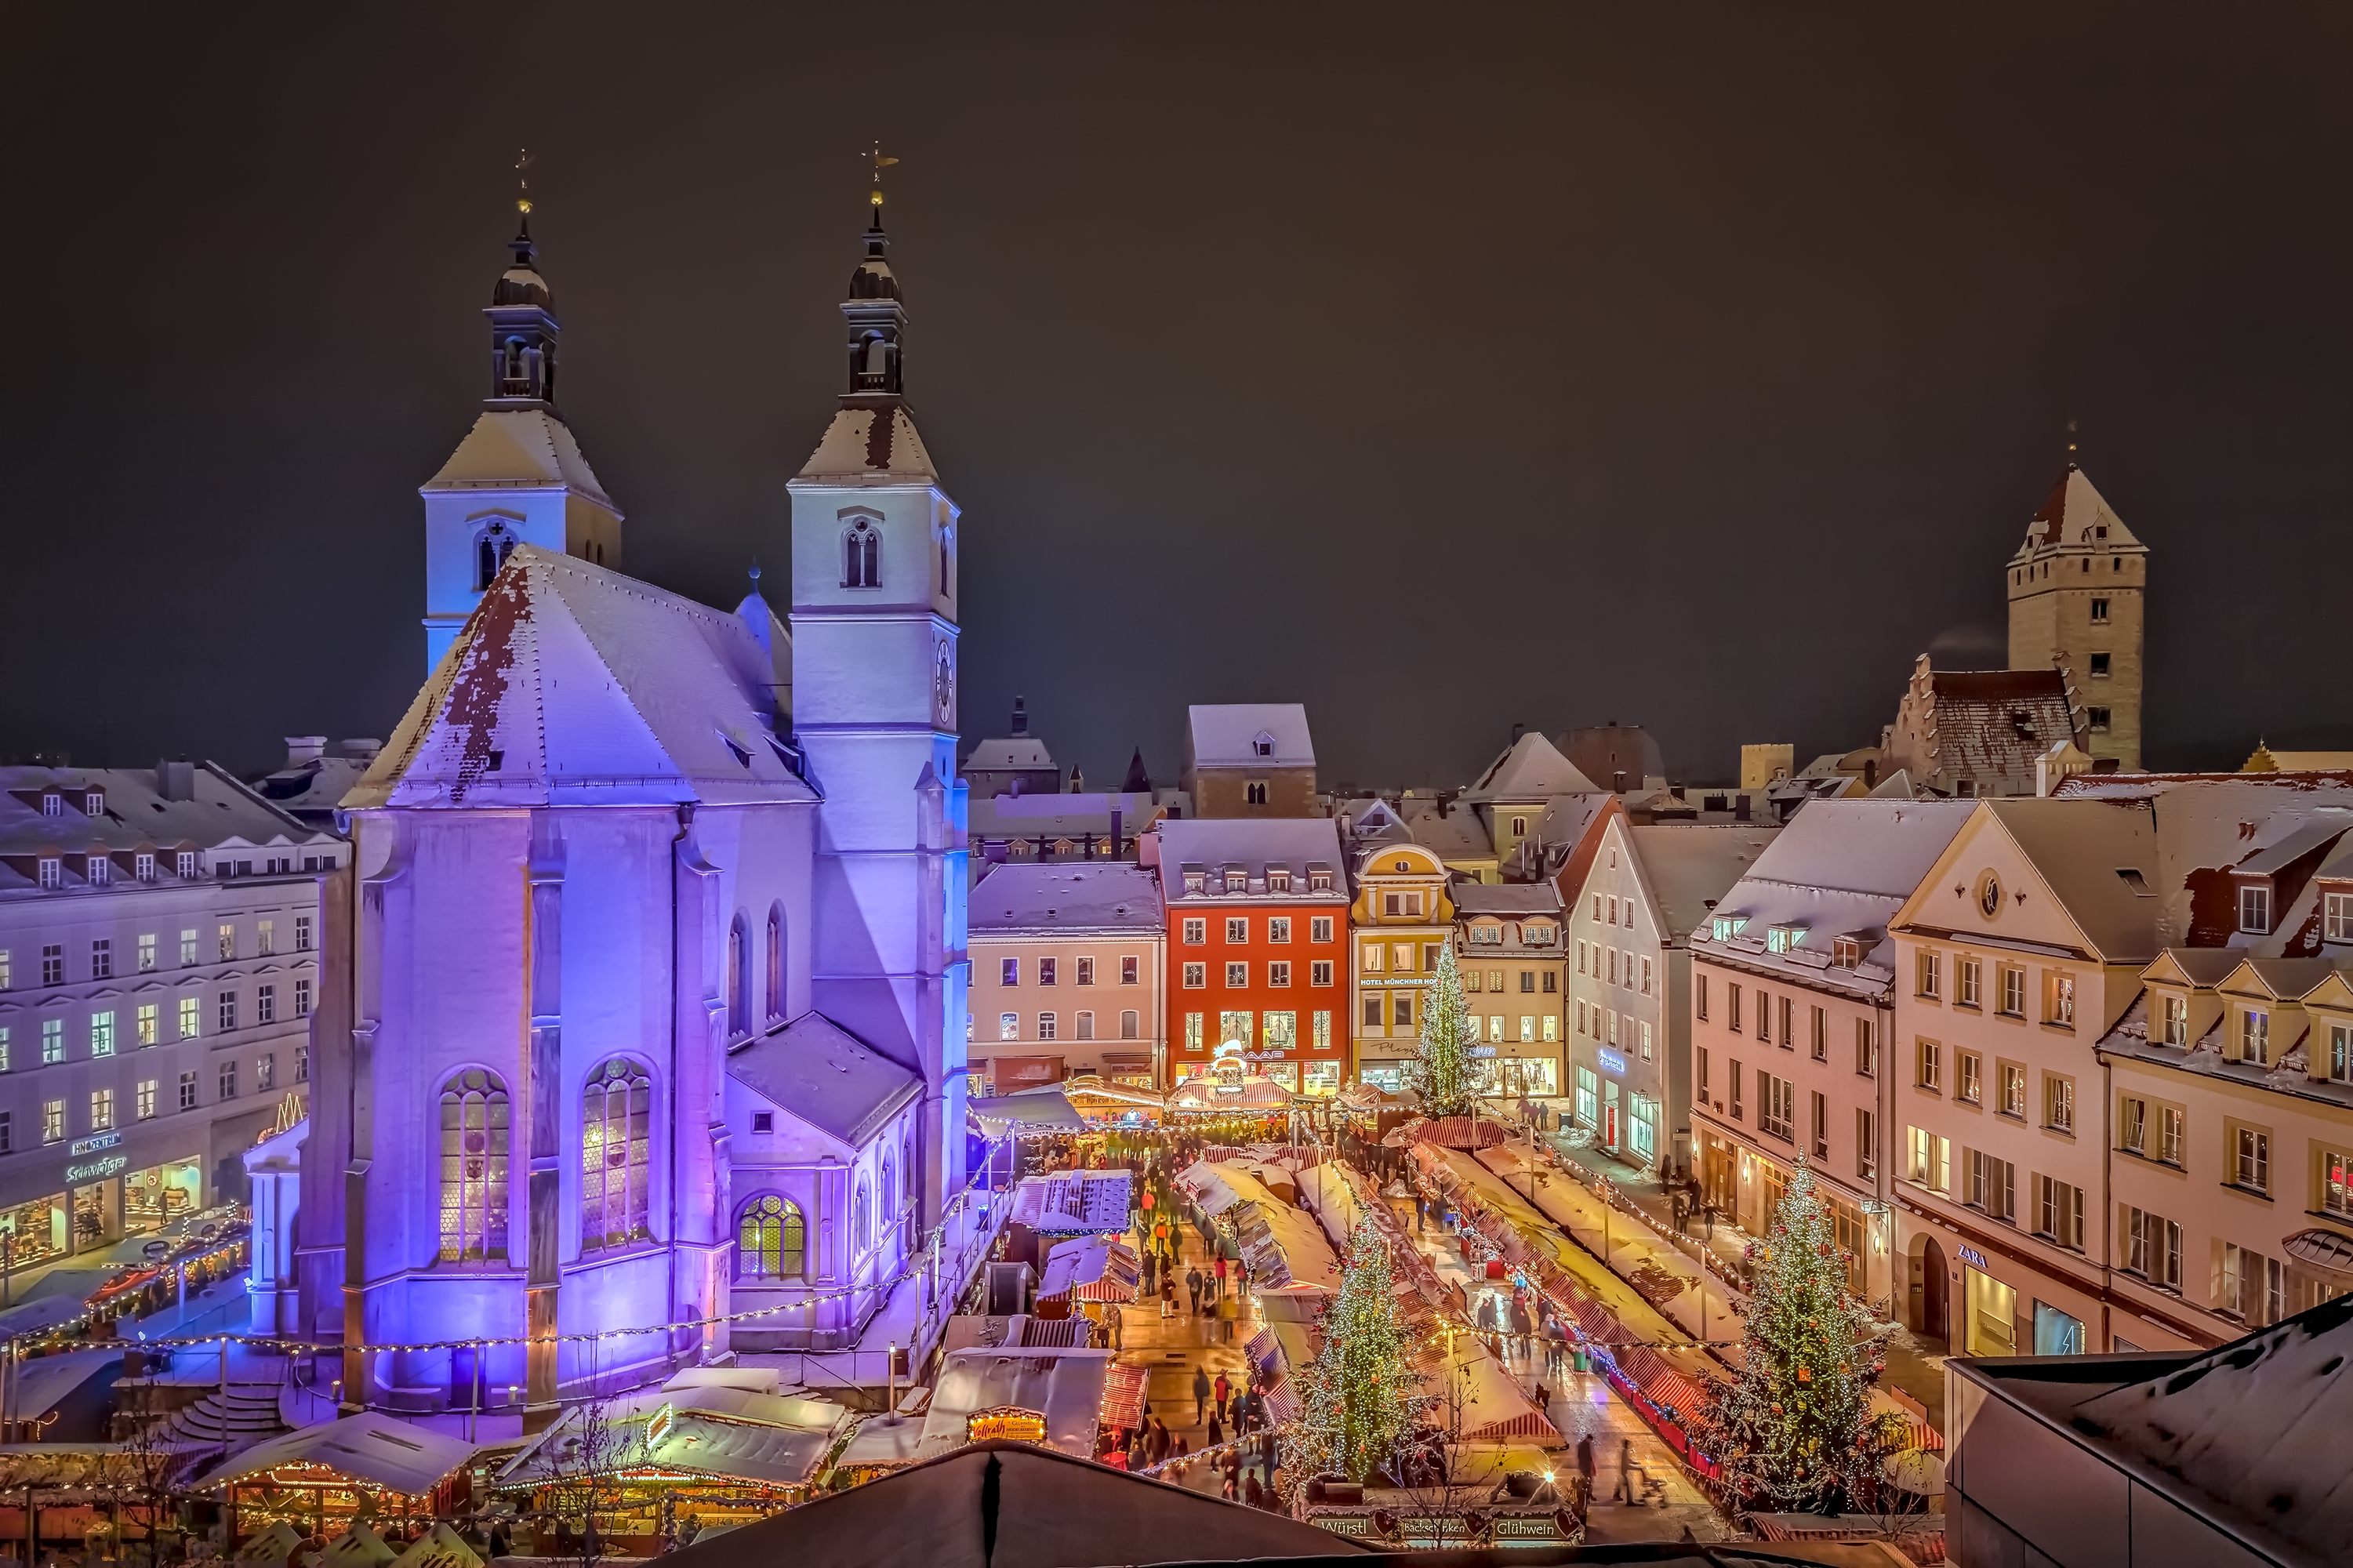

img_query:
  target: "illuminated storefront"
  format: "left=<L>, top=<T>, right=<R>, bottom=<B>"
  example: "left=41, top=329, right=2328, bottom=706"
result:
left=123, top=1157, right=204, bottom=1233
left=0, top=1194, right=66, bottom=1270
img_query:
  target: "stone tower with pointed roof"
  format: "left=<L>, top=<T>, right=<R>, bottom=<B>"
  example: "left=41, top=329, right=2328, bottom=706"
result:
left=787, top=197, right=970, bottom=1225
left=2006, top=465, right=2148, bottom=770
left=418, top=216, right=623, bottom=673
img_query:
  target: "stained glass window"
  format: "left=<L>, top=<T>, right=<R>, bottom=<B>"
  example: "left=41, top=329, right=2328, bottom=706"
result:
left=439, top=1069, right=510, bottom=1263
left=582, top=1058, right=652, bottom=1251
left=737, top=1194, right=805, bottom=1279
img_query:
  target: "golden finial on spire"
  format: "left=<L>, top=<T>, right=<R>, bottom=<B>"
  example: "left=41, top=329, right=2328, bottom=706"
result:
left=870, top=143, right=899, bottom=209
left=515, top=147, right=536, bottom=218
left=2066, top=418, right=2079, bottom=458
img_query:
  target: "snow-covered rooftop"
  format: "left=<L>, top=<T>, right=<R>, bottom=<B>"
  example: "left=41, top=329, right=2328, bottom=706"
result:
left=969, top=863, right=1164, bottom=933
left=1454, top=883, right=1563, bottom=916
left=1186, top=703, right=1313, bottom=770
left=793, top=404, right=939, bottom=485
left=2013, top=463, right=2143, bottom=557
left=0, top=764, right=332, bottom=894
left=347, top=546, right=817, bottom=812
left=725, top=1010, right=920, bottom=1150
left=962, top=736, right=1056, bottom=774
left=1625, top=822, right=1783, bottom=942
left=1462, top=731, right=1598, bottom=803
left=1155, top=817, right=1345, bottom=903
left=421, top=408, right=616, bottom=510
left=1981, top=797, right=2161, bottom=961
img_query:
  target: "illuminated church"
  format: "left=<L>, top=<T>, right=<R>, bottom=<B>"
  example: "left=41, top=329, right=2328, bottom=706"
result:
left=282, top=191, right=971, bottom=1416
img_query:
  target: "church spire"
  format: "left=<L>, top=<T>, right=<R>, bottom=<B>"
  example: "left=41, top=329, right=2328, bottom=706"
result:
left=841, top=147, right=907, bottom=406
left=485, top=150, right=560, bottom=412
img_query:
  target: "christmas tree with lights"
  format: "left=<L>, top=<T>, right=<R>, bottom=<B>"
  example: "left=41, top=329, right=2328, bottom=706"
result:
left=1698, top=1157, right=1895, bottom=1513
left=1405, top=941, right=1475, bottom=1117
left=1281, top=1216, right=1423, bottom=1487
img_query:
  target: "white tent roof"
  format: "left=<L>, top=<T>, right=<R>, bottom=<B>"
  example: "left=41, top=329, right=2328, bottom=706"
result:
left=202, top=1414, right=474, bottom=1497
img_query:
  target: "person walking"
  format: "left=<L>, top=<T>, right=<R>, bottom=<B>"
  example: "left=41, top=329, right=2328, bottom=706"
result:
left=1213, top=1254, right=1228, bottom=1301
left=1160, top=1274, right=1178, bottom=1319
left=1613, top=1437, right=1650, bottom=1504
left=1186, top=1264, right=1204, bottom=1315
left=1192, top=1366, right=1212, bottom=1424
left=1509, top=1296, right=1534, bottom=1363
left=1213, top=1370, right=1231, bottom=1426
left=1206, top=1410, right=1224, bottom=1447
left=1476, top=1291, right=1499, bottom=1353
left=1575, top=1432, right=1596, bottom=1508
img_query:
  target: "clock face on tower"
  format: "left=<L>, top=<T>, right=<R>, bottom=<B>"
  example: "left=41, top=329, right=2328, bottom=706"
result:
left=934, top=642, right=956, bottom=727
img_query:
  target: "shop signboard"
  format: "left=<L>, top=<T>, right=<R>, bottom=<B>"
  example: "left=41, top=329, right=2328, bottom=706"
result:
left=1597, top=1049, right=1627, bottom=1076
left=65, top=1153, right=130, bottom=1185
left=70, top=1132, right=122, bottom=1157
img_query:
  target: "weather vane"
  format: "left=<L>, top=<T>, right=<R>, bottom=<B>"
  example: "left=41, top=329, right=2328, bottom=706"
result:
left=870, top=143, right=899, bottom=209
left=515, top=148, right=536, bottom=219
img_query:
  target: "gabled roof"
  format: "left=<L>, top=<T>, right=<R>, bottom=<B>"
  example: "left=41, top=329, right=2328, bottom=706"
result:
left=1155, top=817, right=1345, bottom=902
left=1453, top=884, right=1562, bottom=916
left=1979, top=797, right=2161, bottom=961
left=2216, top=956, right=2342, bottom=1001
left=2140, top=948, right=2245, bottom=989
left=1186, top=704, right=1313, bottom=770
left=726, top=1010, right=921, bottom=1150
left=1397, top=797, right=1494, bottom=863
left=0, top=764, right=326, bottom=877
left=1902, top=664, right=2081, bottom=785
left=1462, top=731, right=1598, bottom=803
left=961, top=736, right=1057, bottom=774
left=792, top=404, right=939, bottom=485
left=347, top=546, right=817, bottom=811
left=2138, top=779, right=2353, bottom=951
left=198, top=1414, right=474, bottom=1495
left=2013, top=463, right=2142, bottom=556
left=968, top=863, right=1164, bottom=934
left=421, top=409, right=616, bottom=511
left=1625, top=822, right=1783, bottom=942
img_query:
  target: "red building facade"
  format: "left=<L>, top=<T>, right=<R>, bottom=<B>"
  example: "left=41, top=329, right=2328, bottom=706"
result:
left=1153, top=818, right=1350, bottom=1096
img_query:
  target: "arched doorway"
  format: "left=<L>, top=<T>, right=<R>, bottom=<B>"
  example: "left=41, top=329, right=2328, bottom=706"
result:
left=1919, top=1236, right=1949, bottom=1348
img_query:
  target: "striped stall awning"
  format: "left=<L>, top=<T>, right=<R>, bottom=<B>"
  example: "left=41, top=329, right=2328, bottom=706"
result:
left=1244, top=1326, right=1283, bottom=1380
left=1261, top=1376, right=1302, bottom=1425
left=1463, top=1408, right=1559, bottom=1441
left=1101, top=1363, right=1149, bottom=1430
left=1614, top=1344, right=1708, bottom=1423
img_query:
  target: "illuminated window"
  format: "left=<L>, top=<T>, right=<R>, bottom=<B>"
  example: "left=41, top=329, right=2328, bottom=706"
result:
left=738, top=1194, right=806, bottom=1280
left=582, top=1059, right=653, bottom=1251
left=439, top=1069, right=510, bottom=1263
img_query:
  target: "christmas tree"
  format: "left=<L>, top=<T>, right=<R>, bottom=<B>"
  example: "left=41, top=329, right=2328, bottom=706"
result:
left=1405, top=941, right=1475, bottom=1116
left=1280, top=1216, right=1423, bottom=1487
left=1697, top=1158, right=1894, bottom=1513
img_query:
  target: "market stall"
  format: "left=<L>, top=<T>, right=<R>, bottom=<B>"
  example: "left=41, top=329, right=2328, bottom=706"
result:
left=915, top=1347, right=1113, bottom=1464
left=1033, top=1239, right=1138, bottom=1319
left=197, top=1414, right=476, bottom=1542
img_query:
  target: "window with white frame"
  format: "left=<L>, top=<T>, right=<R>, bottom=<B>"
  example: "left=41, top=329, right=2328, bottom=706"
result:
left=2239, top=884, right=2271, bottom=935
left=2235, top=1125, right=2270, bottom=1192
left=2239, top=1008, right=2270, bottom=1065
left=1037, top=1012, right=1057, bottom=1041
left=998, top=1013, right=1019, bottom=1040
left=2222, top=1243, right=2285, bottom=1326
left=2333, top=1023, right=2353, bottom=1084
left=2326, top=1149, right=2353, bottom=1218
left=1856, top=1108, right=1876, bottom=1180
left=1810, top=1005, right=1827, bottom=1061
left=1908, top=1127, right=1949, bottom=1192
left=1182, top=963, right=1205, bottom=989
left=1999, top=966, right=2025, bottom=1017
left=2034, top=1174, right=2084, bottom=1250
left=1759, top=1072, right=1795, bottom=1142
left=1999, top=1062, right=2025, bottom=1119
left=2159, top=1105, right=2184, bottom=1165
left=1916, top=950, right=1941, bottom=999
left=1967, top=1149, right=2016, bottom=1220
left=1915, top=1037, right=1941, bottom=1091
left=2044, top=1073, right=2074, bottom=1133
left=1956, top=1049, right=1981, bottom=1105
left=2329, top=892, right=2353, bottom=943
left=2161, top=994, right=2188, bottom=1046
left=1310, top=916, right=1334, bottom=942
left=2123, top=1207, right=2182, bottom=1289
left=1957, top=956, right=1981, bottom=1007
left=1225, top=962, right=1247, bottom=987
left=1182, top=918, right=1206, bottom=945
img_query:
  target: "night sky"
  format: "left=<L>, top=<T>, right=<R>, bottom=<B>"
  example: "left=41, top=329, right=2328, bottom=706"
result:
left=5, top=5, right=2350, bottom=789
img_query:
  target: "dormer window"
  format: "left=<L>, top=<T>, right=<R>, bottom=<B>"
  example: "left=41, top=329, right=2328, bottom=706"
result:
left=1253, top=731, right=1275, bottom=757
left=85, top=855, right=110, bottom=887
left=1710, top=914, right=1748, bottom=942
left=41, top=793, right=61, bottom=817
left=1307, top=867, right=1333, bottom=892
left=135, top=852, right=155, bottom=882
left=1832, top=935, right=1861, bottom=968
left=1223, top=868, right=1248, bottom=894
left=1766, top=924, right=1806, bottom=954
left=2326, top=889, right=2353, bottom=943
left=84, top=792, right=103, bottom=815
left=37, top=858, right=61, bottom=889
left=1523, top=924, right=1555, bottom=946
left=1471, top=924, right=1501, bottom=946
left=1266, top=867, right=1292, bottom=893
left=2239, top=884, right=2271, bottom=935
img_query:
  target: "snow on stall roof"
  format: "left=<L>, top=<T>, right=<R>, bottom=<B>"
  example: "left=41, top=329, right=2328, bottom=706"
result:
left=2072, top=1294, right=2353, bottom=1561
left=201, top=1414, right=474, bottom=1496
left=1984, top=797, right=2160, bottom=960
left=1625, top=822, right=1784, bottom=941
left=1186, top=703, right=1314, bottom=769
left=1008, top=1170, right=1133, bottom=1234
left=1461, top=731, right=1599, bottom=803
left=968, top=862, right=1164, bottom=932
left=725, top=1011, right=920, bottom=1150
left=347, top=546, right=815, bottom=812
left=916, top=1348, right=1112, bottom=1461
left=422, top=409, right=616, bottom=510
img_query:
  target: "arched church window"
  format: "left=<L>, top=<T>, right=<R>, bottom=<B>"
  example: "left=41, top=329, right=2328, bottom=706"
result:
left=581, top=1058, right=652, bottom=1252
left=864, top=335, right=891, bottom=383
left=727, top=916, right=747, bottom=1039
left=476, top=524, right=519, bottom=590
left=854, top=1174, right=873, bottom=1254
left=881, top=1153, right=896, bottom=1222
left=765, top=907, right=785, bottom=1022
left=438, top=1069, right=510, bottom=1263
left=844, top=519, right=881, bottom=589
left=736, top=1193, right=806, bottom=1280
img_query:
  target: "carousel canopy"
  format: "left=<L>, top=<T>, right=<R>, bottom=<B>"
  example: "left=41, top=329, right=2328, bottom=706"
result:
left=665, top=1440, right=1371, bottom=1566
left=1007, top=1170, right=1132, bottom=1235
left=916, top=1348, right=1111, bottom=1463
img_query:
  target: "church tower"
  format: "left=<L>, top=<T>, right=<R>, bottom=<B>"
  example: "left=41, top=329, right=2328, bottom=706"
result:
left=787, top=178, right=970, bottom=1227
left=419, top=194, right=623, bottom=672
left=2006, top=465, right=2148, bottom=770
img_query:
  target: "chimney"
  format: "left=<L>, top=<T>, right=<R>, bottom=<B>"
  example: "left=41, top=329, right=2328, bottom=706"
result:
left=1510, top=721, right=1524, bottom=745
left=1734, top=793, right=1752, bottom=822
left=341, top=739, right=383, bottom=762
left=1011, top=697, right=1029, bottom=739
left=284, top=736, right=328, bottom=768
left=156, top=760, right=196, bottom=802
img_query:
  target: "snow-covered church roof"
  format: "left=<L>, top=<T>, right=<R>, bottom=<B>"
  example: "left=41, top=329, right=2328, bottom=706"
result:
left=726, top=1011, right=921, bottom=1150
left=793, top=404, right=939, bottom=485
left=346, top=545, right=815, bottom=811
left=422, top=408, right=617, bottom=511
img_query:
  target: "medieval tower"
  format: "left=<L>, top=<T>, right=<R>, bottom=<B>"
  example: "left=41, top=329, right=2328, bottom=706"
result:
left=2006, top=465, right=2148, bottom=771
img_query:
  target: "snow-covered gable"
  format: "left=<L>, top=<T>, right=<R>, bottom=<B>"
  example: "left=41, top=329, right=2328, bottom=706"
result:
left=726, top=1010, right=921, bottom=1152
left=1462, top=731, right=1598, bottom=803
left=2016, top=464, right=2141, bottom=554
left=1624, top=822, right=1784, bottom=944
left=970, top=863, right=1164, bottom=935
left=422, top=408, right=615, bottom=510
left=347, top=546, right=816, bottom=811
left=1187, top=704, right=1314, bottom=770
